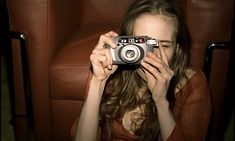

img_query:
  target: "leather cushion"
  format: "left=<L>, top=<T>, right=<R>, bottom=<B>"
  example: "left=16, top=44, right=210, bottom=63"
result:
left=50, top=24, right=119, bottom=100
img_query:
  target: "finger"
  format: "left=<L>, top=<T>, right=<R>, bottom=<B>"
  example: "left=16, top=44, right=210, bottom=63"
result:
left=141, top=66, right=160, bottom=93
left=96, top=31, right=119, bottom=49
left=107, top=64, right=118, bottom=74
left=141, top=61, right=173, bottom=89
left=103, top=48, right=113, bottom=69
left=158, top=45, right=169, bottom=66
left=104, top=31, right=119, bottom=49
left=144, top=52, right=169, bottom=74
left=92, top=48, right=113, bottom=69
left=99, top=35, right=116, bottom=49
left=142, top=66, right=156, bottom=80
left=104, top=31, right=119, bottom=37
left=142, top=56, right=174, bottom=80
left=146, top=52, right=174, bottom=77
left=90, top=54, right=104, bottom=67
left=141, top=61, right=160, bottom=80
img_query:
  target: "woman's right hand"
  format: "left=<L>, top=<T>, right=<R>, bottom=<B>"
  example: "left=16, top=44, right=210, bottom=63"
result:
left=90, top=31, right=118, bottom=82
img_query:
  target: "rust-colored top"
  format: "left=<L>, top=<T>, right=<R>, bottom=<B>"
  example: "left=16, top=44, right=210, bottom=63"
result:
left=71, top=69, right=212, bottom=141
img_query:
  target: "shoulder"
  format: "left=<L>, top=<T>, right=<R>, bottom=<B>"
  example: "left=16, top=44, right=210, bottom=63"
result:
left=179, top=67, right=211, bottom=110
left=186, top=67, right=208, bottom=89
left=174, top=67, right=211, bottom=112
left=175, top=67, right=209, bottom=95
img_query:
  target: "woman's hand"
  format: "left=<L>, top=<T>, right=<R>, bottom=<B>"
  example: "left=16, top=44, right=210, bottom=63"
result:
left=90, top=31, right=118, bottom=82
left=140, top=45, right=174, bottom=103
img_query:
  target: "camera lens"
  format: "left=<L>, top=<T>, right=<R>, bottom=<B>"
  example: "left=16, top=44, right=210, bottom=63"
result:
left=125, top=50, right=135, bottom=58
left=119, top=45, right=143, bottom=64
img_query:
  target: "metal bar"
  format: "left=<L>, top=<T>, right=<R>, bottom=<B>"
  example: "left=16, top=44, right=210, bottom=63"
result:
left=203, top=42, right=230, bottom=80
left=8, top=31, right=34, bottom=141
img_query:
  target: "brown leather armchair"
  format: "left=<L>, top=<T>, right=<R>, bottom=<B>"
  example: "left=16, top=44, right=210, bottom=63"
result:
left=6, top=0, right=233, bottom=141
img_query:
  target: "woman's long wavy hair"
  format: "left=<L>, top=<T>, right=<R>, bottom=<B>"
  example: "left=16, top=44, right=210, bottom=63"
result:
left=99, top=0, right=190, bottom=140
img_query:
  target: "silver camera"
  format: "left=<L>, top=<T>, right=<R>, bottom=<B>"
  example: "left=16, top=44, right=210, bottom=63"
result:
left=110, top=36, right=158, bottom=65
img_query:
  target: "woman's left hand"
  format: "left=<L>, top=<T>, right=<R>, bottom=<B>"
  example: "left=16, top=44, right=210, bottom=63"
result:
left=140, top=46, right=174, bottom=103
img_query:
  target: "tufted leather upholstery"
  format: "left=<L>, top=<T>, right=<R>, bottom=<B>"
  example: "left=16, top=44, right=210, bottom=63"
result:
left=6, top=0, right=233, bottom=141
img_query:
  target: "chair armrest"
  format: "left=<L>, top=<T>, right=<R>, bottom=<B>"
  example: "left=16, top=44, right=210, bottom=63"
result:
left=203, top=42, right=231, bottom=79
left=203, top=41, right=231, bottom=141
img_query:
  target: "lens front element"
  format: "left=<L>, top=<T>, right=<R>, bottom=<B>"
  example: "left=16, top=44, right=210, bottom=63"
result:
left=119, top=45, right=143, bottom=64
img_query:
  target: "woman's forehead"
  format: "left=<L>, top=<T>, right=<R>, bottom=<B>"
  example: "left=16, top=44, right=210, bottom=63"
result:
left=133, top=14, right=177, bottom=41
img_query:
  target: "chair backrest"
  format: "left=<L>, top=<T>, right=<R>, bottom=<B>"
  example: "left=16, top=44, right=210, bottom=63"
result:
left=79, top=0, right=135, bottom=26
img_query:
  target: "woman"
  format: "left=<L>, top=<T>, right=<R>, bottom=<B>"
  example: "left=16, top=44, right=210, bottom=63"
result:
left=73, top=0, right=211, bottom=141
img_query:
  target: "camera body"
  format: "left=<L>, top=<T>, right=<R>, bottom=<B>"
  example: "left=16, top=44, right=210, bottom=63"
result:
left=110, top=36, right=158, bottom=65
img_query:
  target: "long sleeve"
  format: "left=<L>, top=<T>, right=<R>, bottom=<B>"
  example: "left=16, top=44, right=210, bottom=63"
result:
left=167, top=70, right=212, bottom=141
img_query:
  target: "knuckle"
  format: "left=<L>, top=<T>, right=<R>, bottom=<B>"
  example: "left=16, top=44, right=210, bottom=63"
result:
left=90, top=54, right=95, bottom=61
left=99, top=34, right=106, bottom=41
left=92, top=49, right=96, bottom=53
